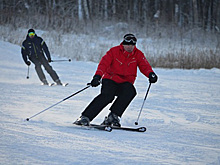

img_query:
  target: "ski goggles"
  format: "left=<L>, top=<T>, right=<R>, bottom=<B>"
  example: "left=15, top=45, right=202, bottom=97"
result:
left=28, top=32, right=35, bottom=37
left=124, top=35, right=137, bottom=44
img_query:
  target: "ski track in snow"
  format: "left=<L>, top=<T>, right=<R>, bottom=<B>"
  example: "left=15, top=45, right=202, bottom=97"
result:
left=0, top=40, right=220, bottom=165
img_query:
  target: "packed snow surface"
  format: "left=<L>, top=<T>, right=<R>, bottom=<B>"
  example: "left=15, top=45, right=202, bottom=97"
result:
left=0, top=41, right=220, bottom=165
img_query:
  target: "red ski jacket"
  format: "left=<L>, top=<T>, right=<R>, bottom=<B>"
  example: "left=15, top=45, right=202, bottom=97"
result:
left=95, top=44, right=154, bottom=84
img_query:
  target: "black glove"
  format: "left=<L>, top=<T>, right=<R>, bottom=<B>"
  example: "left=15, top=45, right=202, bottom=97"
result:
left=90, top=75, right=101, bottom=87
left=48, top=58, right=52, bottom=63
left=149, top=72, right=158, bottom=83
left=25, top=61, right=31, bottom=66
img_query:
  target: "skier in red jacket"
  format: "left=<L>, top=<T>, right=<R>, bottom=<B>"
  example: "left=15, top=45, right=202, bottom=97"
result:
left=74, top=34, right=158, bottom=127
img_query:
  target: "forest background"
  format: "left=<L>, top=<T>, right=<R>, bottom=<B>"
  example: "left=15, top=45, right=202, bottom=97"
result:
left=0, top=0, right=220, bottom=69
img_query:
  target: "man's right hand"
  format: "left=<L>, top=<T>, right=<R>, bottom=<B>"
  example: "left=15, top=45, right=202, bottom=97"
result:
left=90, top=75, right=101, bottom=87
left=26, top=61, right=31, bottom=66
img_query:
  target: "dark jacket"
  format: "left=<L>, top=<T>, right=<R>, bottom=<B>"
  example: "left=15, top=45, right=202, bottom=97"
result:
left=95, top=44, right=154, bottom=84
left=21, top=34, right=51, bottom=64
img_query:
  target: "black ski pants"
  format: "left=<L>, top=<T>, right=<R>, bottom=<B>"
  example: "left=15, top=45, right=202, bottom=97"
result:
left=30, top=55, right=59, bottom=82
left=82, top=79, right=137, bottom=121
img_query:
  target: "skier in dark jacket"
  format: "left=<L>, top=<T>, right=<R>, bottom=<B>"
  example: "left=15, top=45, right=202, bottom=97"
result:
left=21, top=29, right=62, bottom=85
left=74, top=33, right=158, bottom=127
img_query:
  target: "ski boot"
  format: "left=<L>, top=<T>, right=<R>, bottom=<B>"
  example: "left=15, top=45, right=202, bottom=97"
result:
left=73, top=116, right=90, bottom=126
left=101, top=112, right=121, bottom=127
left=42, top=79, right=49, bottom=85
left=55, top=79, right=63, bottom=85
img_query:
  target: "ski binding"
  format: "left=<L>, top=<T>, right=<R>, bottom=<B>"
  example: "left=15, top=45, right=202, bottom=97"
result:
left=73, top=123, right=112, bottom=132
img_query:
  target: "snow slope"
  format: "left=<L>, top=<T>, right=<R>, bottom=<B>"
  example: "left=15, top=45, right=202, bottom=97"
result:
left=0, top=40, right=220, bottom=165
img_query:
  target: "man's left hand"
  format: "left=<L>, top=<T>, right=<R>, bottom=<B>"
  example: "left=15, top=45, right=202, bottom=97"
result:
left=149, top=72, right=158, bottom=83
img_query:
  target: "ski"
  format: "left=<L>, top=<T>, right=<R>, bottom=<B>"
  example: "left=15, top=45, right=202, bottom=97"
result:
left=72, top=123, right=146, bottom=132
left=73, top=123, right=112, bottom=132
left=49, top=83, right=68, bottom=87
left=91, top=124, right=146, bottom=132
left=111, top=126, right=146, bottom=132
left=41, top=83, right=55, bottom=86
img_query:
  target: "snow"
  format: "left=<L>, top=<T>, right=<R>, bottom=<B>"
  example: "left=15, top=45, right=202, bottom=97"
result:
left=0, top=40, right=220, bottom=165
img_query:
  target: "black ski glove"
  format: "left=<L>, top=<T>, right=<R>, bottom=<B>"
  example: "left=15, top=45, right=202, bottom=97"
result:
left=25, top=61, right=31, bottom=66
left=149, top=72, right=158, bottom=83
left=48, top=58, right=52, bottom=63
left=90, top=75, right=101, bottom=87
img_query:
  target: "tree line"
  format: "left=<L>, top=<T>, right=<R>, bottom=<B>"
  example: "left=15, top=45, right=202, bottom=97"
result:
left=0, top=0, right=219, bottom=69
left=0, top=0, right=219, bottom=33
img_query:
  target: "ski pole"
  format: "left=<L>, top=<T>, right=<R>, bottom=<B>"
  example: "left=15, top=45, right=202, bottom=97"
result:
left=51, top=59, right=71, bottom=62
left=26, top=65, right=30, bottom=79
left=135, top=83, right=151, bottom=125
left=26, top=84, right=91, bottom=121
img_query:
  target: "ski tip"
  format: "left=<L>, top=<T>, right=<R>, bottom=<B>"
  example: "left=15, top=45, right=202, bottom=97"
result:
left=138, top=127, right=147, bottom=132
left=63, top=83, right=69, bottom=87
left=49, top=83, right=55, bottom=86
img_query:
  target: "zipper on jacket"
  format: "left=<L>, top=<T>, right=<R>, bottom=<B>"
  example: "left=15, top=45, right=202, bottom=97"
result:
left=116, top=58, right=122, bottom=65
left=32, top=43, right=38, bottom=58
left=128, top=60, right=136, bottom=66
